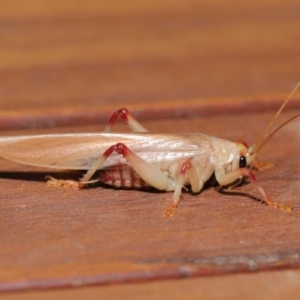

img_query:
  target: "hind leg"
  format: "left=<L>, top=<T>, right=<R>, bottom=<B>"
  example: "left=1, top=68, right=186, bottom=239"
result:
left=47, top=108, right=148, bottom=187
left=47, top=142, right=170, bottom=191
left=103, top=108, right=148, bottom=133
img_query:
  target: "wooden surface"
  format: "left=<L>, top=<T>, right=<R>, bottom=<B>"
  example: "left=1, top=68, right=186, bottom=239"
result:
left=0, top=0, right=299, bottom=130
left=0, top=0, right=300, bottom=299
left=2, top=269, right=300, bottom=300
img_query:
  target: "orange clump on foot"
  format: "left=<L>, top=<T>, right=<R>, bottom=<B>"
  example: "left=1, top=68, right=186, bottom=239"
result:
left=45, top=175, right=81, bottom=190
left=267, top=201, right=293, bottom=212
left=163, top=203, right=179, bottom=217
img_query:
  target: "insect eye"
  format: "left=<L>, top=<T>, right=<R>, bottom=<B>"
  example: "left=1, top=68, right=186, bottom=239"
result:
left=239, top=156, right=247, bottom=168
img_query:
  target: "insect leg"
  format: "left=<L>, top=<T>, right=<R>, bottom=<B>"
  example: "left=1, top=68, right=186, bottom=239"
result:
left=48, top=143, right=170, bottom=191
left=81, top=143, right=169, bottom=190
left=216, top=168, right=292, bottom=211
left=46, top=175, right=99, bottom=189
left=164, top=160, right=201, bottom=217
left=103, top=108, right=149, bottom=133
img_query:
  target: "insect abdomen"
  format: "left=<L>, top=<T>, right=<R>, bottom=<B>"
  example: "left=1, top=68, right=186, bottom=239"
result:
left=98, top=165, right=148, bottom=189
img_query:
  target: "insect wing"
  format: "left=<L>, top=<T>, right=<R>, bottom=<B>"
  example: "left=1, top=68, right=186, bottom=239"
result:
left=0, top=133, right=213, bottom=170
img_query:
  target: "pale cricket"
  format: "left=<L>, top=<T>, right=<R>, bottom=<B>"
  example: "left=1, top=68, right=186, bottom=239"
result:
left=0, top=83, right=299, bottom=216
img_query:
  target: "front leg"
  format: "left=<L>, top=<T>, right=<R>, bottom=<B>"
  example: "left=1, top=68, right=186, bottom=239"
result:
left=215, top=168, right=292, bottom=211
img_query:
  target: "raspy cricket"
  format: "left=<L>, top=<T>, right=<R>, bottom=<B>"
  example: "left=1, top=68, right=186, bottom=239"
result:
left=0, top=83, right=299, bottom=216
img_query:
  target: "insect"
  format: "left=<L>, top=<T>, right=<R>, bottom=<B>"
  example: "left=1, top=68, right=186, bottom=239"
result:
left=0, top=83, right=299, bottom=216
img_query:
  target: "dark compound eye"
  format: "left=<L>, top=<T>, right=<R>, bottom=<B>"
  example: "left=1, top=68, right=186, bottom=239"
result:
left=239, top=156, right=247, bottom=168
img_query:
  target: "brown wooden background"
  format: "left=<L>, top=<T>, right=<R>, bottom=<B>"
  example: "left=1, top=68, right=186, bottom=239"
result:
left=0, top=0, right=300, bottom=299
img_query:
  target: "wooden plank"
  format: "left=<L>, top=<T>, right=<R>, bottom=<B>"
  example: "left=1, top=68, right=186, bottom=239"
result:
left=2, top=269, right=300, bottom=300
left=0, top=0, right=299, bottom=115
left=0, top=95, right=299, bottom=130
left=0, top=0, right=299, bottom=297
left=0, top=111, right=299, bottom=292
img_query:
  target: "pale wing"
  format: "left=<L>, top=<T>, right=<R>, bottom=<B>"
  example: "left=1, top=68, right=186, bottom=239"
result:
left=0, top=132, right=213, bottom=170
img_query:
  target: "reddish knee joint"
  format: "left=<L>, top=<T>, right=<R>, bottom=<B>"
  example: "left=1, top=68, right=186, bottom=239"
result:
left=240, top=168, right=256, bottom=182
left=116, top=143, right=126, bottom=154
left=118, top=108, right=129, bottom=120
left=180, top=160, right=192, bottom=175
left=107, top=108, right=130, bottom=127
left=103, top=143, right=131, bottom=158
left=102, top=145, right=117, bottom=158
left=116, top=143, right=132, bottom=156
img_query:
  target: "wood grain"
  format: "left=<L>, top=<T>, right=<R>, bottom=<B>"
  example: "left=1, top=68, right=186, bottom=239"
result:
left=0, top=0, right=299, bottom=117
left=0, top=111, right=300, bottom=293
left=0, top=0, right=299, bottom=298
left=2, top=269, right=300, bottom=300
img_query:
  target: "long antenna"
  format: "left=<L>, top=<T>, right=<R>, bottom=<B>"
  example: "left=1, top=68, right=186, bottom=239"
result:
left=254, top=112, right=300, bottom=154
left=251, top=81, right=300, bottom=153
